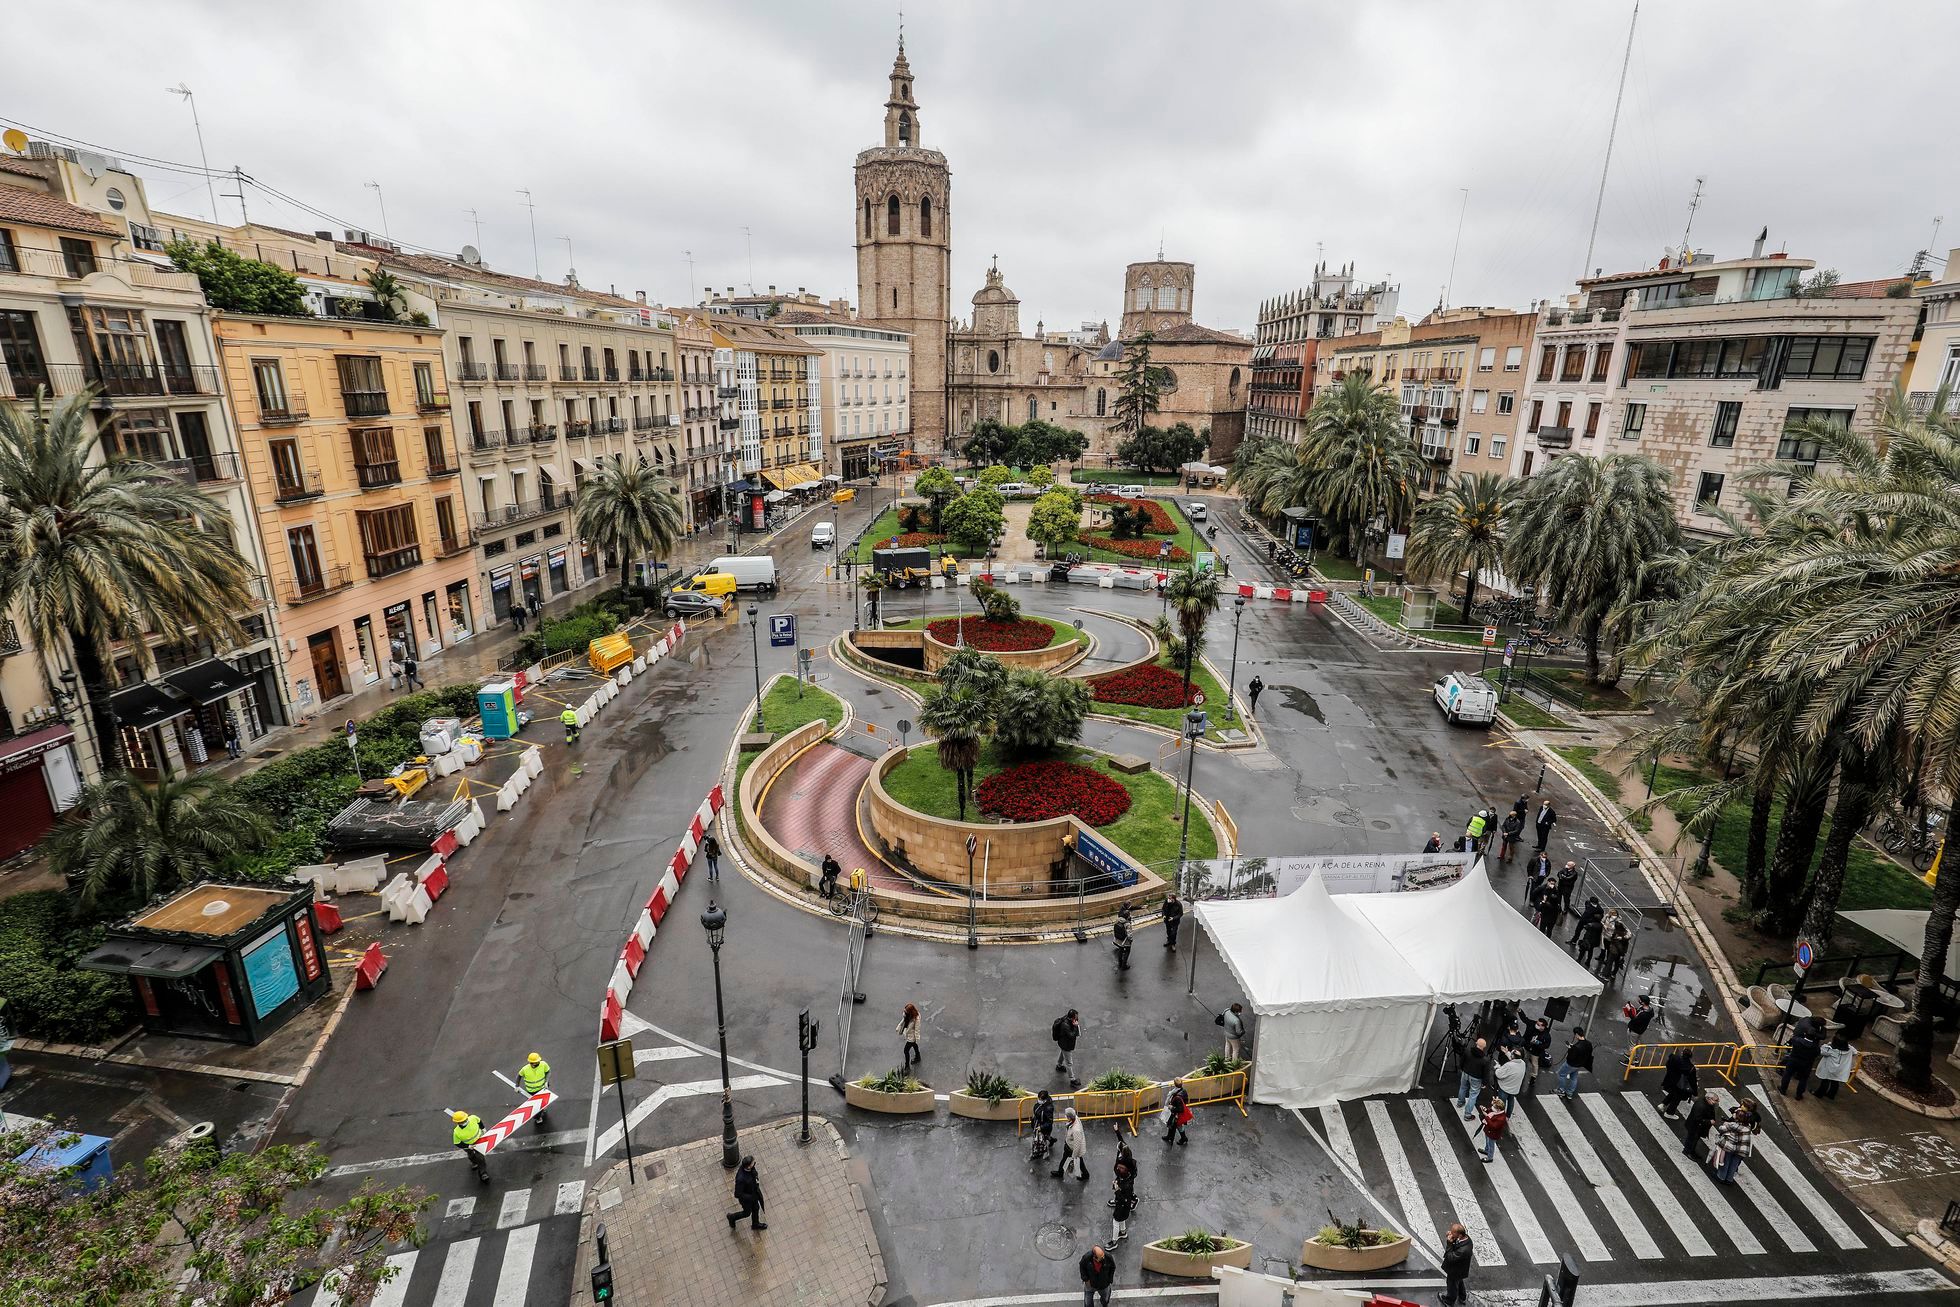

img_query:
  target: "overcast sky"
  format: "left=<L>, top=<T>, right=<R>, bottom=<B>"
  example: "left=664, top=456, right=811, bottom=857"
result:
left=6, top=1, right=1953, bottom=336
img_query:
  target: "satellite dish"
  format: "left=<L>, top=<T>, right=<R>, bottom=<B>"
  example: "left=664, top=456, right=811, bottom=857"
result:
left=1, top=129, right=26, bottom=153
left=460, top=244, right=481, bottom=265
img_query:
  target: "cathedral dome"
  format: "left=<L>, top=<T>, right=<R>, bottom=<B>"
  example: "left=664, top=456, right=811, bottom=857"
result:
left=972, top=260, right=1018, bottom=307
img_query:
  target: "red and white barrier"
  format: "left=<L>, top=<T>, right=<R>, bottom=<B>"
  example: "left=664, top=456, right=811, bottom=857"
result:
left=474, top=1089, right=556, bottom=1153
left=1234, top=581, right=1325, bottom=604
left=598, top=782, right=727, bottom=1041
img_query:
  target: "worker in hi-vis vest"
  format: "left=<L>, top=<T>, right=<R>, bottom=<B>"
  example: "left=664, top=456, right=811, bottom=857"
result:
left=518, top=1052, right=551, bottom=1122
left=451, top=1109, right=489, bottom=1182
left=561, top=706, right=580, bottom=745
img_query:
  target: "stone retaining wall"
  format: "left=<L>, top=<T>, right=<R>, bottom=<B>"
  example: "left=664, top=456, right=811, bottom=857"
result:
left=921, top=625, right=1082, bottom=675
left=737, top=718, right=828, bottom=888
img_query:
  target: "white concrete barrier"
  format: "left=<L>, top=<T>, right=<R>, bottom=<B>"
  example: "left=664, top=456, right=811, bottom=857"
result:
left=510, top=768, right=532, bottom=797
left=615, top=667, right=630, bottom=687
left=414, top=854, right=444, bottom=884
left=380, top=873, right=414, bottom=920
left=496, top=778, right=520, bottom=812
left=524, top=662, right=544, bottom=684
left=631, top=655, right=647, bottom=674
left=632, top=910, right=656, bottom=950
left=400, top=884, right=432, bottom=924
left=679, top=830, right=699, bottom=862
left=522, top=747, right=544, bottom=778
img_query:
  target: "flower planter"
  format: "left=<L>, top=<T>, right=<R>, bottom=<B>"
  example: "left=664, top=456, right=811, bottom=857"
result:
left=948, top=1089, right=1032, bottom=1122
left=1181, top=1063, right=1250, bottom=1104
left=1299, top=1230, right=1411, bottom=1273
left=844, top=1081, right=937, bottom=1114
left=1140, top=1237, right=1253, bottom=1278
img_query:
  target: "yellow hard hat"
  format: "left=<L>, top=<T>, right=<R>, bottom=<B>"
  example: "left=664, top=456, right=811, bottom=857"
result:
left=451, top=1110, right=468, bottom=1123
left=527, top=1053, right=541, bottom=1064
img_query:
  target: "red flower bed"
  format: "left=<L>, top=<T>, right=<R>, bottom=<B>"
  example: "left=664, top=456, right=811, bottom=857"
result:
left=1089, top=494, right=1177, bottom=534
left=976, top=759, right=1132, bottom=826
left=1090, top=663, right=1197, bottom=709
left=926, top=617, right=1055, bottom=652
left=1080, top=535, right=1190, bottom=563
left=888, top=532, right=945, bottom=548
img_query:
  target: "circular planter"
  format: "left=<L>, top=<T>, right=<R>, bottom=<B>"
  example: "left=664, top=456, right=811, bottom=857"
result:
left=843, top=1081, right=937, bottom=1114
left=1299, top=1230, right=1411, bottom=1272
left=1180, top=1063, right=1250, bottom=1105
left=1140, top=1237, right=1253, bottom=1278
left=948, top=1089, right=1032, bottom=1122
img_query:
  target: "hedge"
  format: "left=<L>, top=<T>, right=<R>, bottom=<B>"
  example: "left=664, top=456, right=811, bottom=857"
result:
left=0, top=890, right=134, bottom=1044
left=518, top=593, right=631, bottom=662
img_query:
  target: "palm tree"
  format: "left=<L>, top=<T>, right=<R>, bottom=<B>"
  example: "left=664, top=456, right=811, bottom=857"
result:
left=573, top=459, right=684, bottom=593
left=1295, top=374, right=1421, bottom=562
left=364, top=268, right=408, bottom=322
left=993, top=669, right=1089, bottom=757
left=1504, top=452, right=1679, bottom=684
left=46, top=771, right=272, bottom=910
left=1164, top=567, right=1222, bottom=704
left=918, top=684, right=986, bottom=820
left=0, top=393, right=257, bottom=773
left=1406, top=471, right=1512, bottom=619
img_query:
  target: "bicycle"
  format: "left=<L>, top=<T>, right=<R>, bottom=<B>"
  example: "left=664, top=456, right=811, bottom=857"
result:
left=828, top=885, right=882, bottom=929
left=1876, top=811, right=1943, bottom=872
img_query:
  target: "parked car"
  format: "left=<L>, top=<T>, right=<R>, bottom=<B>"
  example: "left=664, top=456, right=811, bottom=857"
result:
left=1433, top=671, right=1498, bottom=726
left=1186, top=501, right=1208, bottom=521
left=672, top=571, right=737, bottom=599
left=665, top=589, right=730, bottom=620
left=811, top=521, right=836, bottom=549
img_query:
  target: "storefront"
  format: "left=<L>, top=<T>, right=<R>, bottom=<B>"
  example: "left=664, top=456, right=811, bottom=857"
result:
left=419, top=591, right=445, bottom=658
left=446, top=580, right=477, bottom=640
left=108, top=679, right=192, bottom=778
left=161, top=658, right=260, bottom=765
left=77, top=882, right=330, bottom=1046
left=519, top=554, right=543, bottom=610
left=839, top=442, right=873, bottom=481
left=547, top=546, right=569, bottom=597
left=381, top=601, right=414, bottom=667
left=580, top=540, right=601, bottom=582
left=0, top=725, right=81, bottom=862
left=229, top=649, right=287, bottom=738
left=489, top=566, right=514, bottom=622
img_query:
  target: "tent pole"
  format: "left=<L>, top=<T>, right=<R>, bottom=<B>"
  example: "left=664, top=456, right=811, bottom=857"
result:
left=1186, top=918, right=1200, bottom=995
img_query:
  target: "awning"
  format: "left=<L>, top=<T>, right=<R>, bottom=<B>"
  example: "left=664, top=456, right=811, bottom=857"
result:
left=782, top=463, right=822, bottom=488
left=764, top=489, right=791, bottom=503
left=108, top=681, right=192, bottom=730
left=0, top=724, right=74, bottom=769
left=758, top=468, right=792, bottom=490
left=162, top=658, right=254, bottom=706
left=77, top=938, right=223, bottom=979
left=821, top=474, right=843, bottom=482
left=573, top=457, right=597, bottom=473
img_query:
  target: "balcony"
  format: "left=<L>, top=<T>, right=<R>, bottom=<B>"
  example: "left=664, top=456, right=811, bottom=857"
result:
left=495, top=363, right=520, bottom=382
left=342, top=390, right=390, bottom=418
left=470, top=429, right=506, bottom=452
left=273, top=466, right=326, bottom=502
left=258, top=400, right=309, bottom=426
left=161, top=451, right=243, bottom=484
left=471, top=497, right=562, bottom=531
left=1536, top=425, right=1575, bottom=449
left=633, top=415, right=656, bottom=432
left=718, top=385, right=740, bottom=399
left=629, top=367, right=645, bottom=382
left=599, top=417, right=626, bottom=434
left=1543, top=306, right=1624, bottom=328
left=457, top=362, right=488, bottom=383
left=604, top=368, right=621, bottom=382
left=1908, top=391, right=1960, bottom=418
left=284, top=564, right=352, bottom=605
left=163, top=365, right=221, bottom=396
left=649, top=366, right=675, bottom=382
left=416, top=391, right=451, bottom=413
left=524, top=364, right=550, bottom=382
left=582, top=365, right=601, bottom=382
left=530, top=423, right=558, bottom=444
left=427, top=448, right=460, bottom=478
left=565, top=419, right=592, bottom=438
left=364, top=544, right=423, bottom=579
left=435, top=532, right=473, bottom=559
left=0, top=618, right=19, bottom=658
left=719, top=417, right=740, bottom=430
left=559, top=365, right=580, bottom=382
left=354, top=458, right=403, bottom=490
left=1437, top=404, right=1461, bottom=426
left=1421, top=445, right=1454, bottom=466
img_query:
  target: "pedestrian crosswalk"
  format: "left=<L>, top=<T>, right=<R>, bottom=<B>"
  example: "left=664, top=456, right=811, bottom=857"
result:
left=302, top=1181, right=581, bottom=1307
left=1310, top=1085, right=1916, bottom=1275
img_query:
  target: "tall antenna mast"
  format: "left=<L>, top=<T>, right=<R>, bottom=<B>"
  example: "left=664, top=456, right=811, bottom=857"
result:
left=743, top=226, right=755, bottom=295
left=684, top=250, right=695, bottom=306
left=465, top=207, right=482, bottom=252
left=1679, top=176, right=1705, bottom=254
left=1581, top=0, right=1640, bottom=280
left=1444, top=188, right=1469, bottom=308
left=1909, top=216, right=1945, bottom=279
left=517, top=189, right=539, bottom=278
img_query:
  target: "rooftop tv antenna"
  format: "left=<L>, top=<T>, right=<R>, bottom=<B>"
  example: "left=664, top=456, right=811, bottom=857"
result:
left=1581, top=1, right=1640, bottom=280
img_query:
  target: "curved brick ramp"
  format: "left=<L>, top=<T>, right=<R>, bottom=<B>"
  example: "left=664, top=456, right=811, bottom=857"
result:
left=757, top=740, right=910, bottom=891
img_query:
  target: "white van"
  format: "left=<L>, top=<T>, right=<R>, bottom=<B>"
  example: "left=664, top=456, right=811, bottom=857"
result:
left=810, top=522, right=836, bottom=550
left=1433, top=671, right=1498, bottom=726
left=704, top=555, right=779, bottom=595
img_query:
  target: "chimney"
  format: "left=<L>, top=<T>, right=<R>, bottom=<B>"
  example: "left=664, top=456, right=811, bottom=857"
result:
left=636, top=290, right=647, bottom=304
left=768, top=284, right=776, bottom=294
left=1752, top=227, right=1768, bottom=258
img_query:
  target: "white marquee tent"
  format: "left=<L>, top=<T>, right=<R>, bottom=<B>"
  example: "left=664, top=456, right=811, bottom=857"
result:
left=1193, top=863, right=1605, bottom=1108
left=1193, top=872, right=1434, bottom=1107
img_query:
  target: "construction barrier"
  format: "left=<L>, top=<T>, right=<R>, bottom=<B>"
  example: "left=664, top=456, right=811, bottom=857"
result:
left=1017, top=1085, right=1158, bottom=1136
left=1733, top=1042, right=1865, bottom=1091
left=1624, top=1040, right=1861, bottom=1090
left=1234, top=582, right=1317, bottom=604
left=596, top=781, right=727, bottom=1043
left=354, top=942, right=388, bottom=990
left=314, top=901, right=344, bottom=933
left=1180, top=1068, right=1250, bottom=1118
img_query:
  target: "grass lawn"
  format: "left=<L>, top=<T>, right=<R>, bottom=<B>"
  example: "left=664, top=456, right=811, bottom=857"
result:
left=1087, top=653, right=1235, bottom=741
left=1358, top=595, right=1489, bottom=647
left=1312, top=555, right=1368, bottom=582
left=1526, top=666, right=1639, bottom=712
left=1070, top=468, right=1182, bottom=486
left=1496, top=695, right=1566, bottom=731
left=881, top=742, right=1218, bottom=869
left=1556, top=746, right=1651, bottom=833
left=1071, top=498, right=1207, bottom=568
left=851, top=507, right=985, bottom=563
left=881, top=614, right=1079, bottom=648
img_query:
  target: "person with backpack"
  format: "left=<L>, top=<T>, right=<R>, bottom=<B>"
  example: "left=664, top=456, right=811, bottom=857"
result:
left=1161, top=1078, right=1192, bottom=1146
left=1112, top=902, right=1133, bottom=972
left=1053, top=1009, right=1082, bottom=1089
left=1029, top=1089, right=1056, bottom=1162
left=703, top=832, right=723, bottom=881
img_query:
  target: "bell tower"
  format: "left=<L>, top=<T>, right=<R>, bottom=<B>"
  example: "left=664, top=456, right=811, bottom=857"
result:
left=856, top=37, right=950, bottom=451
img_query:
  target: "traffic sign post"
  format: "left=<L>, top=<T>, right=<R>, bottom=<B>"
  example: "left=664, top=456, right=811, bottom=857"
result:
left=1479, top=624, right=1499, bottom=675
left=797, top=1009, right=820, bottom=1144
left=597, top=1039, right=637, bottom=1182
left=1794, top=938, right=1815, bottom=976
left=965, top=834, right=980, bottom=951
left=591, top=1221, right=614, bottom=1302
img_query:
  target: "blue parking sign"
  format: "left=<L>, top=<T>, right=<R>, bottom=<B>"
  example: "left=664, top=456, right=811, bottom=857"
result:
left=769, top=614, right=797, bottom=647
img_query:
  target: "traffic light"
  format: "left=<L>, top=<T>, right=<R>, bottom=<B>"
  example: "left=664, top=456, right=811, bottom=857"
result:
left=590, top=1262, right=613, bottom=1302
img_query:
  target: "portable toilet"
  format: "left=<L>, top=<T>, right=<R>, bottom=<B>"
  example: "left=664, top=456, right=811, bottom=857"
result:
left=478, top=681, right=518, bottom=740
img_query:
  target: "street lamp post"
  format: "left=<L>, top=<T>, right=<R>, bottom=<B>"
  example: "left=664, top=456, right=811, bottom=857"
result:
left=747, top=603, right=763, bottom=733
left=1225, top=596, right=1246, bottom=725
left=1175, top=708, right=1204, bottom=896
left=965, top=834, right=979, bottom=950
left=699, top=902, right=741, bottom=1169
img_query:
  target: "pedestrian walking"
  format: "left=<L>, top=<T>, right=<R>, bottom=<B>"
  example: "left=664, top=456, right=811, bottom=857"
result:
left=1780, top=1025, right=1823, bottom=1099
left=1246, top=675, right=1264, bottom=716
left=898, top=1002, right=922, bottom=1069
left=1053, top=1106, right=1089, bottom=1181
left=1626, top=992, right=1657, bottom=1040
left=1162, top=891, right=1184, bottom=951
left=818, top=852, right=841, bottom=899
left=223, top=720, right=243, bottom=760
left=1029, top=1089, right=1056, bottom=1162
left=1533, top=885, right=1562, bottom=936
left=1512, top=793, right=1530, bottom=823
left=1681, top=1090, right=1721, bottom=1159
left=1814, top=1032, right=1855, bottom=1100
left=451, top=1109, right=490, bottom=1183
left=403, top=654, right=423, bottom=691
left=1557, top=1026, right=1593, bottom=1099
left=1492, top=1049, right=1527, bottom=1112
left=1712, top=1112, right=1753, bottom=1184
left=1567, top=895, right=1603, bottom=945
left=1523, top=853, right=1551, bottom=907
left=1554, top=860, right=1579, bottom=915
left=1424, top=832, right=1444, bottom=854
left=386, top=656, right=403, bottom=692
left=1570, top=901, right=1605, bottom=969
left=1598, top=917, right=1631, bottom=978
left=726, top=1155, right=767, bottom=1231
left=1162, top=1079, right=1192, bottom=1145
left=1498, top=807, right=1525, bottom=861
left=1535, top=798, right=1558, bottom=852
left=703, top=833, right=723, bottom=881
left=1476, top=1094, right=1508, bottom=1163
left=1109, top=1178, right=1136, bottom=1247
left=561, top=705, right=581, bottom=745
left=1220, top=1002, right=1246, bottom=1062
left=1525, top=1018, right=1552, bottom=1091
left=1053, top=1009, right=1082, bottom=1089
left=1455, top=1037, right=1491, bottom=1118
left=1112, top=902, right=1133, bottom=972
left=1660, top=1047, right=1698, bottom=1117
left=1078, top=1244, right=1116, bottom=1307
left=1440, top=1223, right=1474, bottom=1306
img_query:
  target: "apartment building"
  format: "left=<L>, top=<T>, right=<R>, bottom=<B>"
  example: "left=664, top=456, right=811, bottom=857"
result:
left=1249, top=263, right=1398, bottom=444
left=1904, top=247, right=1960, bottom=418
left=1509, top=242, right=1919, bottom=536
left=0, top=149, right=282, bottom=835
left=215, top=311, right=473, bottom=711
left=1313, top=307, right=1538, bottom=493
left=783, top=317, right=910, bottom=480
left=672, top=311, right=736, bottom=532
left=707, top=318, right=824, bottom=503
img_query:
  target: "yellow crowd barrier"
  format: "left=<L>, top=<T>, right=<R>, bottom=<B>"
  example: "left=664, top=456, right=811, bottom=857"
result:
left=1181, top=1068, right=1250, bottom=1118
left=1625, top=1040, right=1860, bottom=1091
left=1016, top=1085, right=1156, bottom=1137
